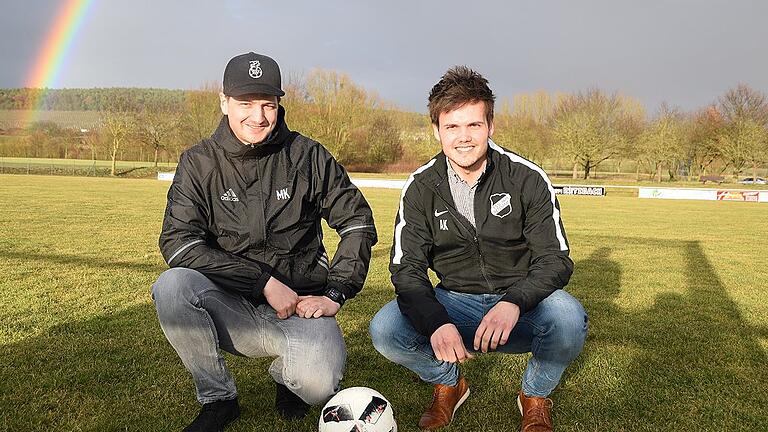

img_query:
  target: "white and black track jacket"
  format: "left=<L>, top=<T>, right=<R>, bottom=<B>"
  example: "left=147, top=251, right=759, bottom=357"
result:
left=159, top=107, right=377, bottom=302
left=390, top=140, right=573, bottom=336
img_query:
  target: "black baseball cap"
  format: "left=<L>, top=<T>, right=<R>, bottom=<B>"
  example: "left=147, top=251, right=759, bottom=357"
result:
left=223, top=52, right=285, bottom=97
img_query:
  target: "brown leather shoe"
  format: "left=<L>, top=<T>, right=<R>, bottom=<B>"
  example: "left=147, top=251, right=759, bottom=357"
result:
left=417, top=376, right=470, bottom=430
left=517, top=390, right=554, bottom=432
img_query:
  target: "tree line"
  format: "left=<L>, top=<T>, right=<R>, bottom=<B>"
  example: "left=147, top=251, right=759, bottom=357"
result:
left=1, top=78, right=766, bottom=180
left=0, top=73, right=425, bottom=176
left=0, top=88, right=185, bottom=111
left=496, top=85, right=768, bottom=181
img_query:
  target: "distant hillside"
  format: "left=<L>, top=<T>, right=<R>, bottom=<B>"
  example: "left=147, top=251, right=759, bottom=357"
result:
left=0, top=88, right=186, bottom=111
left=0, top=110, right=102, bottom=130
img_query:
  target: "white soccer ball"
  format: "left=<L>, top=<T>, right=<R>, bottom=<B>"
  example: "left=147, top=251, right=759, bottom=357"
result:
left=318, top=387, right=397, bottom=432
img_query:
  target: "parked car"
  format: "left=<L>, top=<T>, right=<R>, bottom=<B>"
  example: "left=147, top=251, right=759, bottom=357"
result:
left=739, top=177, right=767, bottom=185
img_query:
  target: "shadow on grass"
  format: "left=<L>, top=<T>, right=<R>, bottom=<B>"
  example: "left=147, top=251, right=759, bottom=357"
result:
left=2, top=239, right=765, bottom=431
left=0, top=279, right=405, bottom=431
left=0, top=249, right=166, bottom=274
left=0, top=300, right=365, bottom=431
left=564, top=239, right=768, bottom=430
left=0, top=302, right=188, bottom=431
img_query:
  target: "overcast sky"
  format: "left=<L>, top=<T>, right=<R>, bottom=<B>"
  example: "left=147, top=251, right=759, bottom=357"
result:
left=2, top=0, right=767, bottom=114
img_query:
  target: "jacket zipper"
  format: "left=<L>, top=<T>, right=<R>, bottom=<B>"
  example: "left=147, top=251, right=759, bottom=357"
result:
left=472, top=181, right=494, bottom=291
left=473, top=236, right=493, bottom=290
left=432, top=181, right=494, bottom=291
left=255, top=161, right=267, bottom=245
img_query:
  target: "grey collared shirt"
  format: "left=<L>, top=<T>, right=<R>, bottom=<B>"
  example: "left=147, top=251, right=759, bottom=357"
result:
left=446, top=159, right=483, bottom=228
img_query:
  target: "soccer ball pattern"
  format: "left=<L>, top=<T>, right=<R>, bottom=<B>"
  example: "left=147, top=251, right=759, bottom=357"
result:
left=318, top=387, right=397, bottom=432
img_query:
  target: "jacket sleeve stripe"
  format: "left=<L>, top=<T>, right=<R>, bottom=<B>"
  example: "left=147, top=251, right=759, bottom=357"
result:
left=488, top=139, right=568, bottom=251
left=337, top=224, right=376, bottom=236
left=392, top=158, right=437, bottom=265
left=316, top=258, right=329, bottom=271
left=167, top=239, right=205, bottom=265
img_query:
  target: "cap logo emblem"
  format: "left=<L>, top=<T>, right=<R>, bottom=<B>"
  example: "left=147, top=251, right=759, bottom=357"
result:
left=248, top=60, right=263, bottom=79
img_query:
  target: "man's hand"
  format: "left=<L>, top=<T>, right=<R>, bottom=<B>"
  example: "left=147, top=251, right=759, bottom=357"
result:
left=296, top=295, right=341, bottom=318
left=430, top=323, right=473, bottom=364
left=473, top=301, right=520, bottom=353
left=263, top=276, right=298, bottom=319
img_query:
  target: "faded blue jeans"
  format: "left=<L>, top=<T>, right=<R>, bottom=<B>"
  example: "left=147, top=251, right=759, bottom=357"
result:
left=369, top=288, right=587, bottom=397
left=151, top=267, right=346, bottom=405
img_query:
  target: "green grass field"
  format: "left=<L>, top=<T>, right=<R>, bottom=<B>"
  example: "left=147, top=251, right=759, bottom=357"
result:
left=1, top=174, right=766, bottom=431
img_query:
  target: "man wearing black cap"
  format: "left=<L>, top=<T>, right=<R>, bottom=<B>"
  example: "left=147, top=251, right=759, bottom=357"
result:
left=151, top=52, right=377, bottom=431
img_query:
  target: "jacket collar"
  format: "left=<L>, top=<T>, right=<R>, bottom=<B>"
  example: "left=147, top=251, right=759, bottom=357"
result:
left=419, top=146, right=495, bottom=188
left=212, top=105, right=290, bottom=158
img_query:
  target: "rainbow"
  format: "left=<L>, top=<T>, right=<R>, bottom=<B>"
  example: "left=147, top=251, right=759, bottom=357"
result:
left=25, top=0, right=95, bottom=125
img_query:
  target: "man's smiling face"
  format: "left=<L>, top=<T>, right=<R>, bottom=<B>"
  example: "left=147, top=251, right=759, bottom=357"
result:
left=220, top=92, right=279, bottom=145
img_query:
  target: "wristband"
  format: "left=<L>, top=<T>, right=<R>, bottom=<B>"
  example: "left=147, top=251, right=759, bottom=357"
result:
left=323, top=287, right=346, bottom=306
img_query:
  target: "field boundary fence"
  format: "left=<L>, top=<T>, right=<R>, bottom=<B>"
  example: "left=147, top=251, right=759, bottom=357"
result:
left=0, top=157, right=177, bottom=177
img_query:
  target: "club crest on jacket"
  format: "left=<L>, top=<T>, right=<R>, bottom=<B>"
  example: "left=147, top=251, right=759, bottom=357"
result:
left=490, top=193, right=512, bottom=218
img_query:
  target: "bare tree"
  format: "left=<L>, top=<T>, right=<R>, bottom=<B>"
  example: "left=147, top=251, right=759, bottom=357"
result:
left=494, top=105, right=552, bottom=165
left=80, top=128, right=102, bottom=168
left=551, top=89, right=644, bottom=179
left=136, top=103, right=180, bottom=168
left=178, top=82, right=221, bottom=150
left=718, top=84, right=768, bottom=126
left=101, top=107, right=135, bottom=176
left=639, top=105, right=685, bottom=182
left=304, top=70, right=369, bottom=162
left=716, top=85, right=768, bottom=179
left=718, top=118, right=767, bottom=180
left=613, top=113, right=644, bottom=179
left=686, top=106, right=723, bottom=179
left=510, top=91, right=560, bottom=124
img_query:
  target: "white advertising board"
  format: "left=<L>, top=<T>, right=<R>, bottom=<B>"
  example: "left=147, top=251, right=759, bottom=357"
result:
left=638, top=188, right=716, bottom=201
left=350, top=179, right=406, bottom=189
left=157, top=172, right=175, bottom=181
left=639, top=187, right=767, bottom=203
left=553, top=185, right=606, bottom=196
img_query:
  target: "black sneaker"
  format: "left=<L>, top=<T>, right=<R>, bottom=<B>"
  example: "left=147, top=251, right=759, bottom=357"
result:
left=183, top=398, right=240, bottom=432
left=275, top=383, right=310, bottom=420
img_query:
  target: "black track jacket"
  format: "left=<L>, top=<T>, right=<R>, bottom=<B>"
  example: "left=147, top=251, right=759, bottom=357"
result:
left=159, top=107, right=377, bottom=302
left=390, top=140, right=573, bottom=336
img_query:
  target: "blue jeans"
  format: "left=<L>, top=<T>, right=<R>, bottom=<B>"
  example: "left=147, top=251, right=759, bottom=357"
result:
left=369, top=289, right=587, bottom=397
left=151, top=267, right=346, bottom=405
